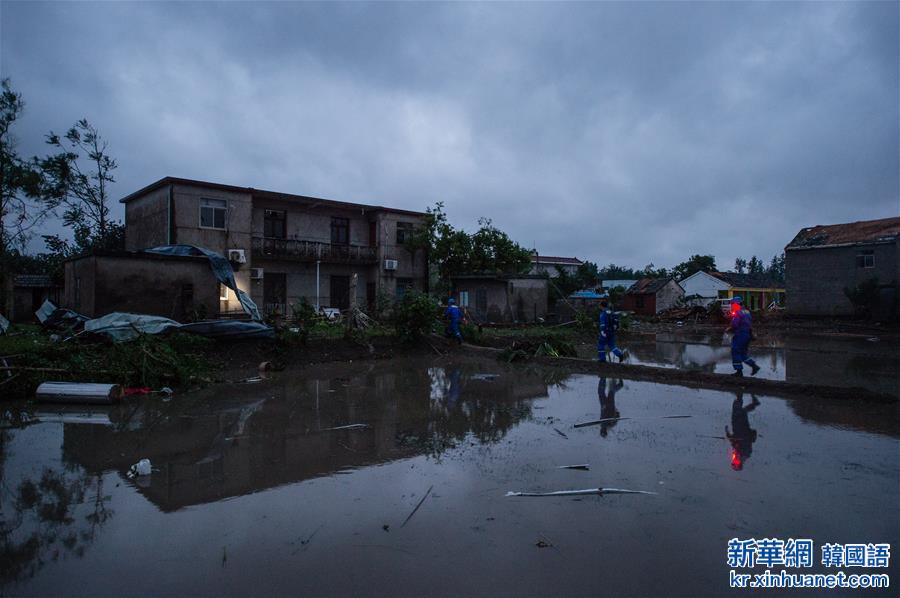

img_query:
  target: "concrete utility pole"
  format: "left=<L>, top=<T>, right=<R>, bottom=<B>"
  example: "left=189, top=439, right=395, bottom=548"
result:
left=316, top=260, right=321, bottom=312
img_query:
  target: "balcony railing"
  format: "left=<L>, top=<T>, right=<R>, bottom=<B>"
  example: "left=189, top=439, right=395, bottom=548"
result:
left=251, top=236, right=377, bottom=264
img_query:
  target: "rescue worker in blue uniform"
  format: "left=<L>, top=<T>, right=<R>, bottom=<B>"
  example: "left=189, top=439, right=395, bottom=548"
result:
left=445, top=298, right=463, bottom=344
left=597, top=299, right=628, bottom=363
left=727, top=296, right=760, bottom=377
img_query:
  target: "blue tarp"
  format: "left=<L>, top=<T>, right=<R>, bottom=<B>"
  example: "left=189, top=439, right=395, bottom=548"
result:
left=143, top=245, right=262, bottom=321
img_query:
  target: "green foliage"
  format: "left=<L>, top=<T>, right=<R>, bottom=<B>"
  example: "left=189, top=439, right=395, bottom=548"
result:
left=0, top=327, right=212, bottom=399
left=672, top=254, right=716, bottom=281
left=498, top=336, right=577, bottom=363
left=733, top=252, right=785, bottom=283
left=415, top=202, right=531, bottom=286
left=844, top=278, right=881, bottom=319
left=41, top=118, right=124, bottom=255
left=459, top=322, right=483, bottom=345
left=392, top=290, right=440, bottom=343
left=290, top=298, right=317, bottom=328
left=747, top=256, right=765, bottom=275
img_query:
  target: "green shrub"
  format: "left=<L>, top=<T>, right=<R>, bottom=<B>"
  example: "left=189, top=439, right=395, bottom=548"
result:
left=393, top=291, right=440, bottom=343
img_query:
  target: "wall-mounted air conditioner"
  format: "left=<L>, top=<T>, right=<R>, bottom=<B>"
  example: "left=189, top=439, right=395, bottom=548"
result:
left=384, top=259, right=398, bottom=271
left=227, top=249, right=247, bottom=264
left=250, top=268, right=264, bottom=280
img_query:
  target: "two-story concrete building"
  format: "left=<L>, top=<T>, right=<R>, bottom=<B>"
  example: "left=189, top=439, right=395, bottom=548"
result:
left=64, top=177, right=428, bottom=319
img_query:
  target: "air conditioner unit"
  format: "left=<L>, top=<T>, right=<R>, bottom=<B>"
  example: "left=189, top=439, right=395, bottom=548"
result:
left=384, top=259, right=398, bottom=271
left=227, top=249, right=247, bottom=264
left=250, top=268, right=264, bottom=280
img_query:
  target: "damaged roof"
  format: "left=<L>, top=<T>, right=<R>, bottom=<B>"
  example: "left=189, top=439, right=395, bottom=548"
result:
left=709, top=271, right=782, bottom=289
left=786, top=217, right=900, bottom=250
left=625, top=277, right=674, bottom=295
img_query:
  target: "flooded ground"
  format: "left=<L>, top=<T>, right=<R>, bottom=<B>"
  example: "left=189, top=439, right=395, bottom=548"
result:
left=578, top=331, right=900, bottom=398
left=2, top=355, right=898, bottom=596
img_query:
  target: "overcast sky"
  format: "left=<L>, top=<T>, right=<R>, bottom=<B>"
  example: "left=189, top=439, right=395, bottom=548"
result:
left=2, top=1, right=898, bottom=270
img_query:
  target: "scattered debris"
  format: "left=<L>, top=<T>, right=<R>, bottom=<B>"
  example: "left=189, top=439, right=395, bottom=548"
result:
left=238, top=376, right=265, bottom=384
left=324, top=423, right=370, bottom=431
left=222, top=546, right=227, bottom=568
left=400, top=485, right=434, bottom=528
left=535, top=539, right=553, bottom=548
left=553, top=427, right=569, bottom=439
left=866, top=337, right=880, bottom=342
left=382, top=524, right=390, bottom=532
left=127, top=458, right=152, bottom=478
left=0, top=313, right=9, bottom=335
left=35, top=382, right=123, bottom=405
left=557, top=464, right=590, bottom=471
left=471, top=373, right=500, bottom=381
left=574, top=415, right=692, bottom=428
left=506, top=487, right=657, bottom=497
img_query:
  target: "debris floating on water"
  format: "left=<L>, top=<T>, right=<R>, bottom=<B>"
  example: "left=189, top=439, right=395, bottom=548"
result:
left=401, top=485, right=434, bottom=528
left=505, top=487, right=657, bottom=497
left=557, top=464, right=590, bottom=471
left=36, top=382, right=123, bottom=405
left=324, top=423, right=370, bottom=431
left=127, top=458, right=152, bottom=478
left=553, top=427, right=569, bottom=439
left=574, top=415, right=692, bottom=428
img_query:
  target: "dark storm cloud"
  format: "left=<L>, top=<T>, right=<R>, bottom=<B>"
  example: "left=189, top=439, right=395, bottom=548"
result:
left=2, top=1, right=897, bottom=269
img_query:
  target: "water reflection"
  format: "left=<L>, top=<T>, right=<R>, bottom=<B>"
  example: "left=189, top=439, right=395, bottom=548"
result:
left=57, top=362, right=548, bottom=513
left=597, top=377, right=624, bottom=437
left=725, top=392, right=761, bottom=471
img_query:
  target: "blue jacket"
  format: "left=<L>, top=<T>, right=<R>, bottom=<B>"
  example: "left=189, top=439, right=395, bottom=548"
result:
left=598, top=309, right=618, bottom=336
left=730, top=309, right=752, bottom=335
left=445, top=305, right=462, bottom=323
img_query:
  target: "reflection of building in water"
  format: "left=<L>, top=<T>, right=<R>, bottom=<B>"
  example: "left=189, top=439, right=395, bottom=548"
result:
left=62, top=364, right=548, bottom=512
left=784, top=338, right=900, bottom=398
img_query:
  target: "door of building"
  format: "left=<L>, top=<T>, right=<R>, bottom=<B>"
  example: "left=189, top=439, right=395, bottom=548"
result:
left=263, top=272, right=287, bottom=315
left=366, top=282, right=376, bottom=313
left=330, top=275, right=350, bottom=310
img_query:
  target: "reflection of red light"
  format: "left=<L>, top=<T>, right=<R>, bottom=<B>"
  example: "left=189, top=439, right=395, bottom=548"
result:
left=731, top=448, right=743, bottom=470
left=730, top=303, right=740, bottom=317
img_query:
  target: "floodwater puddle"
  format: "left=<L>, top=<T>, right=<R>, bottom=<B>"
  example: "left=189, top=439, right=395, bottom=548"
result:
left=2, top=355, right=898, bottom=596
left=592, top=331, right=900, bottom=397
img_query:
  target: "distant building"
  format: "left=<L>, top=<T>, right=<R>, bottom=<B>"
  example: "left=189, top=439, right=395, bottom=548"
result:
left=63, top=176, right=429, bottom=319
left=451, top=274, right=548, bottom=323
left=601, top=279, right=638, bottom=291
left=785, top=217, right=899, bottom=318
left=679, top=271, right=784, bottom=311
left=707, top=272, right=785, bottom=312
left=678, top=271, right=730, bottom=307
left=529, top=253, right=583, bottom=278
left=621, top=278, right=684, bottom=315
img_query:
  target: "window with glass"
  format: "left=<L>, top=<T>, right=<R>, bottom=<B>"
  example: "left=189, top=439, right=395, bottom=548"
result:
left=331, top=217, right=349, bottom=245
left=856, top=250, right=875, bottom=268
left=200, top=198, right=227, bottom=229
left=264, top=209, right=286, bottom=239
left=396, top=221, right=415, bottom=244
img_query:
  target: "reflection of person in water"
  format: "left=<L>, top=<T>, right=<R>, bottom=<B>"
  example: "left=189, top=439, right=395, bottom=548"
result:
left=597, top=377, right=624, bottom=437
left=726, top=392, right=760, bottom=470
left=446, top=368, right=462, bottom=409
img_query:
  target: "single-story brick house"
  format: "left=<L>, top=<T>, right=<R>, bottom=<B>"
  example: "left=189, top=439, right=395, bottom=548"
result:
left=620, top=278, right=684, bottom=315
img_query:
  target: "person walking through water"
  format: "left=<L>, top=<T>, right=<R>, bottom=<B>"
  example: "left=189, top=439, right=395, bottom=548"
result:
left=726, top=391, right=760, bottom=470
left=445, top=298, right=463, bottom=344
left=597, top=299, right=628, bottom=363
left=726, top=296, right=760, bottom=377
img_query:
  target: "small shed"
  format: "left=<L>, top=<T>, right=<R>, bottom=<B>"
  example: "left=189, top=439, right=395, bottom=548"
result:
left=6, top=274, right=62, bottom=322
left=621, top=278, right=684, bottom=316
left=451, top=274, right=548, bottom=323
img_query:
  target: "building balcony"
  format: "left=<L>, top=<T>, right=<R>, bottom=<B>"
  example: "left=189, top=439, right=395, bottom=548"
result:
left=251, top=236, right=378, bottom=264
